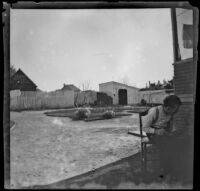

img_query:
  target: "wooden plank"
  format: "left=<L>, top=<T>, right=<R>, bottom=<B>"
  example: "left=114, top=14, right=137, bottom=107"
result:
left=178, top=94, right=194, bottom=98
left=128, top=130, right=147, bottom=138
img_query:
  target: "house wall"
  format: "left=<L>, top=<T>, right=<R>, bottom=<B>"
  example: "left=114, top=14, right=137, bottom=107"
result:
left=10, top=90, right=74, bottom=110
left=99, top=82, right=139, bottom=105
left=173, top=59, right=195, bottom=138
left=172, top=8, right=195, bottom=142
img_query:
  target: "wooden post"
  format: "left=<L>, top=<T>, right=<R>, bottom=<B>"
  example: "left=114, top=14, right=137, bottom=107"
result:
left=139, top=113, right=143, bottom=137
left=171, top=8, right=180, bottom=62
left=3, top=2, right=10, bottom=188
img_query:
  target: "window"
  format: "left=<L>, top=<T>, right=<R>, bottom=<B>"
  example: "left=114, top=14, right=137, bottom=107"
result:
left=182, top=24, right=193, bottom=49
left=176, top=8, right=193, bottom=60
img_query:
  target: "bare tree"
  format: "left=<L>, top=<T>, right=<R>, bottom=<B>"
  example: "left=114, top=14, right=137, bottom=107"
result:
left=81, top=80, right=91, bottom=91
left=163, top=79, right=167, bottom=85
left=10, top=65, right=17, bottom=78
left=122, top=79, right=129, bottom=85
left=118, top=76, right=130, bottom=85
left=74, top=92, right=79, bottom=107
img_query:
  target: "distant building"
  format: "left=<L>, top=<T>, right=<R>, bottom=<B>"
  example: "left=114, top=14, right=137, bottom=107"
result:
left=99, top=81, right=139, bottom=105
left=61, top=84, right=80, bottom=92
left=10, top=69, right=37, bottom=91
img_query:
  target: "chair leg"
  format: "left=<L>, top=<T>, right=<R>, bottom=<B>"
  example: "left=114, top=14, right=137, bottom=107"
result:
left=141, top=143, right=145, bottom=173
left=144, top=143, right=147, bottom=173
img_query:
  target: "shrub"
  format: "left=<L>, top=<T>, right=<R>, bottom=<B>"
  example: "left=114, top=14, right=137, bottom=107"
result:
left=102, top=110, right=115, bottom=119
left=140, top=99, right=147, bottom=106
left=74, top=107, right=91, bottom=120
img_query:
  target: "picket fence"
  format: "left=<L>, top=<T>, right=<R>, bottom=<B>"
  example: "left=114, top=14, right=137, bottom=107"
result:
left=10, top=90, right=74, bottom=110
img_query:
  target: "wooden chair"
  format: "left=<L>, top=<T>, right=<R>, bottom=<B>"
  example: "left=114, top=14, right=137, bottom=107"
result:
left=128, top=110, right=191, bottom=176
left=128, top=109, right=154, bottom=173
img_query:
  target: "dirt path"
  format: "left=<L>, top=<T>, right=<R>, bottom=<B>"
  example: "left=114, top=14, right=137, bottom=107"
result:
left=10, top=110, right=141, bottom=188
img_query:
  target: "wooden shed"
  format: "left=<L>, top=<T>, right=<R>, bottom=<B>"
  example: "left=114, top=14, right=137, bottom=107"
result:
left=10, top=69, right=37, bottom=91
left=99, top=81, right=139, bottom=105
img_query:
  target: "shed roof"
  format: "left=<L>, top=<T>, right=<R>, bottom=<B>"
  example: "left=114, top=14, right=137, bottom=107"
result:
left=99, top=81, right=139, bottom=90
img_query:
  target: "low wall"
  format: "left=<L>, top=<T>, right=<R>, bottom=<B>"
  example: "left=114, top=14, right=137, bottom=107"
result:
left=139, top=89, right=174, bottom=104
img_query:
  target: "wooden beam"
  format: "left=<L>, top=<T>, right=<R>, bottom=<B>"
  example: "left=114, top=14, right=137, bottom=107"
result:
left=3, top=2, right=10, bottom=188
left=171, top=8, right=180, bottom=62
left=11, top=1, right=191, bottom=9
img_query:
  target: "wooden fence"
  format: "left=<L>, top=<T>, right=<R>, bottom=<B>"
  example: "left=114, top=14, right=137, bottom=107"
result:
left=74, top=91, right=97, bottom=106
left=74, top=91, right=113, bottom=106
left=10, top=90, right=74, bottom=110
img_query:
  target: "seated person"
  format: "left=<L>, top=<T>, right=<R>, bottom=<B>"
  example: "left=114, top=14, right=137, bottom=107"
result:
left=142, top=95, right=190, bottom=182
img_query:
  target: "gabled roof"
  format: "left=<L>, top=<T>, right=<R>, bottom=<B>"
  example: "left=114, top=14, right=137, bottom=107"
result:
left=99, top=81, right=139, bottom=90
left=11, top=68, right=37, bottom=87
left=61, top=84, right=80, bottom=91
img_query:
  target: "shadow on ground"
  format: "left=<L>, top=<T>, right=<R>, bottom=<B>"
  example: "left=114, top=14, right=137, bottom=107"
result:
left=27, top=147, right=193, bottom=189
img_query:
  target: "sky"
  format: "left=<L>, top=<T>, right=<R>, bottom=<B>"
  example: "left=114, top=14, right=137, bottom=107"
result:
left=11, top=9, right=174, bottom=91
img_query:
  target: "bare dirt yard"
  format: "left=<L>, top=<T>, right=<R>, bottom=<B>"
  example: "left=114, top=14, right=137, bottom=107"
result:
left=10, top=109, right=141, bottom=188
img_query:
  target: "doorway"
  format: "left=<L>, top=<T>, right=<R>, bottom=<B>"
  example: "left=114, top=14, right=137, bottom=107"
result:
left=118, top=89, right=127, bottom=105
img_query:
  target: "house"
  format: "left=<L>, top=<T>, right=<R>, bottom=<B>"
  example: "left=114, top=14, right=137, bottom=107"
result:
left=171, top=8, right=196, bottom=139
left=99, top=81, right=139, bottom=105
left=61, top=84, right=80, bottom=92
left=10, top=68, right=37, bottom=91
